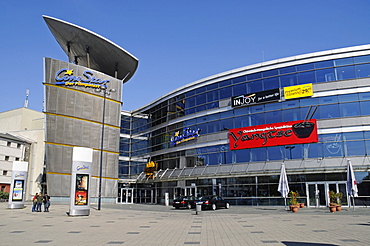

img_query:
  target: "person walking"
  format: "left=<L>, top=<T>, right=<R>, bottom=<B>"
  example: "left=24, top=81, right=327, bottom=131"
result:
left=32, top=193, right=38, bottom=212
left=43, top=193, right=50, bottom=212
left=36, top=193, right=43, bottom=212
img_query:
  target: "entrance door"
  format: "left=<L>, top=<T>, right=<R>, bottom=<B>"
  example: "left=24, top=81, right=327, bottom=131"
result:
left=174, top=186, right=197, bottom=198
left=306, top=182, right=348, bottom=207
left=118, top=188, right=133, bottom=204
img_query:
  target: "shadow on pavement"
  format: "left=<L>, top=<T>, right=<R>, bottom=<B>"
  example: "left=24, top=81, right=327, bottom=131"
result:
left=282, top=242, right=339, bottom=246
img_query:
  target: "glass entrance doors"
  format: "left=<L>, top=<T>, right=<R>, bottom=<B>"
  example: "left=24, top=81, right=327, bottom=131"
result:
left=117, top=188, right=133, bottom=204
left=306, top=182, right=348, bottom=207
left=174, top=186, right=197, bottom=198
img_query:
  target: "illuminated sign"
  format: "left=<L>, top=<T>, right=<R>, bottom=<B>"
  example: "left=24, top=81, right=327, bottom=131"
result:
left=75, top=174, right=88, bottom=206
left=284, top=83, right=313, bottom=99
left=12, top=180, right=24, bottom=201
left=171, top=128, right=201, bottom=146
left=144, top=161, right=158, bottom=179
left=231, top=88, right=280, bottom=108
left=228, top=119, right=318, bottom=150
left=55, top=69, right=109, bottom=89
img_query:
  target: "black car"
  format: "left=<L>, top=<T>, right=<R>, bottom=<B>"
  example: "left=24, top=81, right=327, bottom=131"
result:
left=172, top=196, right=197, bottom=209
left=196, top=195, right=230, bottom=210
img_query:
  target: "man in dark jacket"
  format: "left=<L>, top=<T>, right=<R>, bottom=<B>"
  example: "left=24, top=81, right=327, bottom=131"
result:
left=43, top=193, right=50, bottom=212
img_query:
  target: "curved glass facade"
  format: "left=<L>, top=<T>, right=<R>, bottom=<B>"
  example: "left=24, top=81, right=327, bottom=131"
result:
left=119, top=45, right=370, bottom=206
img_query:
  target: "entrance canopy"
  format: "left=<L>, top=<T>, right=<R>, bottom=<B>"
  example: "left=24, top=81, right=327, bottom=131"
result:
left=43, top=15, right=138, bottom=83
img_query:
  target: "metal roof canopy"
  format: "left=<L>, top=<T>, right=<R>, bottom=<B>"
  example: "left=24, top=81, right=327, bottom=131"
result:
left=43, top=15, right=138, bottom=83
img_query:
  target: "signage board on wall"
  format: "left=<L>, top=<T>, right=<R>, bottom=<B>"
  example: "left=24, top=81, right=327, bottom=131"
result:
left=228, top=119, right=318, bottom=150
left=54, top=68, right=110, bottom=89
left=231, top=88, right=281, bottom=108
left=284, top=83, right=313, bottom=99
left=170, top=128, right=201, bottom=146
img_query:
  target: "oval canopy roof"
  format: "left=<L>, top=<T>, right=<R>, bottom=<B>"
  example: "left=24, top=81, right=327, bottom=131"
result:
left=43, top=15, right=138, bottom=83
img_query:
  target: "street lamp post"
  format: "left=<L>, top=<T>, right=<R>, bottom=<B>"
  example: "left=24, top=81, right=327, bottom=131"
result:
left=285, top=146, right=295, bottom=159
left=97, top=87, right=115, bottom=211
left=97, top=88, right=107, bottom=211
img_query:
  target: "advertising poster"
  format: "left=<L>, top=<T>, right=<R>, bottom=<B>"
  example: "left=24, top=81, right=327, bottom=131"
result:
left=229, top=119, right=318, bottom=150
left=231, top=88, right=281, bottom=108
left=284, top=83, right=313, bottom=99
left=12, top=180, right=24, bottom=201
left=75, top=174, right=89, bottom=206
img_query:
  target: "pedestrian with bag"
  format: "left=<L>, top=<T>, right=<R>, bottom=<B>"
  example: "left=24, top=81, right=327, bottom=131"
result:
left=32, top=193, right=38, bottom=212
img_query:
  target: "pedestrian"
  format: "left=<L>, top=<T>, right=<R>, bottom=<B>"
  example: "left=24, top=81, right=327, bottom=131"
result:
left=36, top=193, right=43, bottom=212
left=32, top=193, right=38, bottom=212
left=43, top=193, right=51, bottom=212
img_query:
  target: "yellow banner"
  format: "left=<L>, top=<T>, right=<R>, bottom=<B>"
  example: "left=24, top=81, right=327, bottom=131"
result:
left=284, top=83, right=313, bottom=99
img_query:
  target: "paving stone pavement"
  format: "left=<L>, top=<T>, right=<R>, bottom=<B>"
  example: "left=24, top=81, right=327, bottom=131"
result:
left=1, top=202, right=369, bottom=246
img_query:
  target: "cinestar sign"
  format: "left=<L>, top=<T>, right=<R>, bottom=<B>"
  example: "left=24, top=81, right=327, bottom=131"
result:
left=231, top=88, right=280, bottom=108
left=228, top=119, right=318, bottom=150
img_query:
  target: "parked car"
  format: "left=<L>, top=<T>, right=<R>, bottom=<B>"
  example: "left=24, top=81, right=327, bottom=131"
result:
left=172, top=196, right=197, bottom=209
left=196, top=195, right=230, bottom=210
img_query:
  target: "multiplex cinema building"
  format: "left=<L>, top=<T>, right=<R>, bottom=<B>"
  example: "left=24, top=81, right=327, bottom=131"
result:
left=43, top=16, right=369, bottom=207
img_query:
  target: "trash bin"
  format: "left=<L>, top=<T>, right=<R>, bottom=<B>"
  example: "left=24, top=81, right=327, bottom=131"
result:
left=196, top=203, right=202, bottom=215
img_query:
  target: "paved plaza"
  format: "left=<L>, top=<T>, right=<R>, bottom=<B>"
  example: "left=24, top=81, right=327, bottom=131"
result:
left=1, top=202, right=369, bottom=246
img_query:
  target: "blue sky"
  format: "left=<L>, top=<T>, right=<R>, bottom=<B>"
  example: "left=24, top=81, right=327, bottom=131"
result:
left=1, top=1, right=370, bottom=113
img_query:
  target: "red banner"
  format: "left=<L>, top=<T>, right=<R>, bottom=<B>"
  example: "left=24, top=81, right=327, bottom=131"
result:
left=229, top=119, right=318, bottom=150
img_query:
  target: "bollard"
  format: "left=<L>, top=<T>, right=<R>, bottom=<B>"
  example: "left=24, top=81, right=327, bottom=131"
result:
left=195, top=203, right=202, bottom=215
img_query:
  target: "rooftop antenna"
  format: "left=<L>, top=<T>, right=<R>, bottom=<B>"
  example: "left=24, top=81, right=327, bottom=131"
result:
left=24, top=89, right=29, bottom=108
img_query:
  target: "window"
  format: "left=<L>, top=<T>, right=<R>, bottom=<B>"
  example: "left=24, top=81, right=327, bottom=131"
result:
left=3, top=170, right=8, bottom=176
left=196, top=93, right=206, bottom=105
left=267, top=146, right=284, bottom=160
left=280, top=74, right=297, bottom=87
left=247, top=80, right=263, bottom=93
left=297, top=63, right=314, bottom=72
left=206, top=90, right=219, bottom=102
left=319, top=104, right=340, bottom=119
left=339, top=102, right=360, bottom=117
left=5, top=156, right=10, bottom=161
left=232, top=83, right=247, bottom=96
left=297, top=71, right=316, bottom=84
left=344, top=140, right=365, bottom=156
left=279, top=66, right=296, bottom=75
left=316, top=68, right=335, bottom=82
left=219, top=86, right=232, bottom=99
left=356, top=63, right=370, bottom=78
left=219, top=79, right=232, bottom=87
left=360, top=101, right=370, bottom=116
left=7, top=142, right=11, bottom=147
left=263, top=77, right=279, bottom=90
left=265, top=110, right=282, bottom=124
left=282, top=108, right=301, bottom=122
left=262, top=69, right=279, bottom=78
left=247, top=72, right=262, bottom=80
left=315, top=60, right=334, bottom=69
left=335, top=66, right=356, bottom=80
left=15, top=157, right=20, bottom=161
left=334, top=57, right=354, bottom=66
left=17, top=143, right=21, bottom=148
left=233, top=76, right=247, bottom=83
